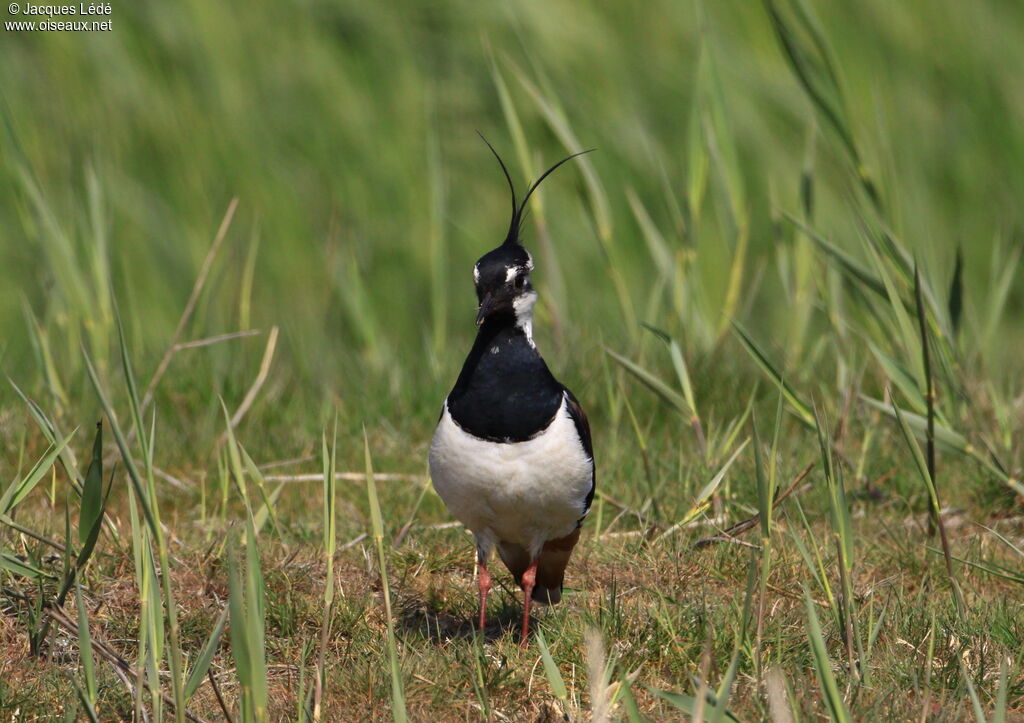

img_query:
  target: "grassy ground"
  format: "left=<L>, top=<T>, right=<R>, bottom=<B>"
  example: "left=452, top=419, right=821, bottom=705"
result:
left=1, top=0, right=1023, bottom=720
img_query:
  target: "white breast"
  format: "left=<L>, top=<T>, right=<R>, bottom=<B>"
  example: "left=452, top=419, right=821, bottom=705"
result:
left=429, top=394, right=593, bottom=557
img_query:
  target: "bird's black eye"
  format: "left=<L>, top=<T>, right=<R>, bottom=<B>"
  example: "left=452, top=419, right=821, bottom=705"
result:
left=513, top=274, right=526, bottom=291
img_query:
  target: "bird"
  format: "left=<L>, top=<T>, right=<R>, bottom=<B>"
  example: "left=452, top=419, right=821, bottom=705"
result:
left=429, top=137, right=595, bottom=646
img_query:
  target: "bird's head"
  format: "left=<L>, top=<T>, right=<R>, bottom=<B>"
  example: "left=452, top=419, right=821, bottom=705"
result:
left=472, top=134, right=591, bottom=327
left=473, top=242, right=535, bottom=326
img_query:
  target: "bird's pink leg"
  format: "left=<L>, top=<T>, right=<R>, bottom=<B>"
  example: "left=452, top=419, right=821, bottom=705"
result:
left=519, top=558, right=539, bottom=648
left=477, top=555, right=491, bottom=632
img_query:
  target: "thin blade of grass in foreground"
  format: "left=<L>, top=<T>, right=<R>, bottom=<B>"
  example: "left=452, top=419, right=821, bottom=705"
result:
left=0, top=429, right=75, bottom=515
left=221, top=403, right=269, bottom=720
left=993, top=656, right=1010, bottom=723
left=709, top=651, right=741, bottom=723
left=752, top=401, right=780, bottom=677
left=940, top=547, right=1024, bottom=586
left=655, top=437, right=748, bottom=543
left=535, top=628, right=568, bottom=703
left=71, top=677, right=100, bottom=723
left=648, top=687, right=739, bottom=722
left=731, top=322, right=815, bottom=427
left=615, top=665, right=644, bottom=723
left=243, top=507, right=268, bottom=719
left=84, top=333, right=187, bottom=722
left=8, top=378, right=97, bottom=505
left=183, top=606, right=228, bottom=701
left=0, top=548, right=52, bottom=579
left=641, top=324, right=707, bottom=458
left=803, top=586, right=851, bottom=722
left=77, top=423, right=103, bottom=547
left=43, top=423, right=112, bottom=639
left=891, top=393, right=966, bottom=618
left=115, top=308, right=188, bottom=719
left=959, top=659, right=987, bottom=723
left=913, top=263, right=938, bottom=516
left=314, top=421, right=338, bottom=721
left=651, top=613, right=744, bottom=722
left=604, top=346, right=689, bottom=417
left=364, top=429, right=407, bottom=723
left=227, top=538, right=260, bottom=721
left=323, top=424, right=337, bottom=606
left=74, top=578, right=97, bottom=712
left=814, top=406, right=863, bottom=683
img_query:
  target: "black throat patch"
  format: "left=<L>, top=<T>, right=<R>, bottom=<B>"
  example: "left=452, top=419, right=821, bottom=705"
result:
left=446, top=319, right=563, bottom=442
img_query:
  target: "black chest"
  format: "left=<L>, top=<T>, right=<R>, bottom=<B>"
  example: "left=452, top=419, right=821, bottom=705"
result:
left=446, top=322, right=564, bottom=442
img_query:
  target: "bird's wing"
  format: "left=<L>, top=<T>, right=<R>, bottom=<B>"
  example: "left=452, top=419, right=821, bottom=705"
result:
left=561, top=387, right=593, bottom=458
left=562, top=387, right=596, bottom=514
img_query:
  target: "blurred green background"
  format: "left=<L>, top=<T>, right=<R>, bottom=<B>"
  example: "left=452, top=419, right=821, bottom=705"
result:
left=1, top=0, right=1022, bottom=447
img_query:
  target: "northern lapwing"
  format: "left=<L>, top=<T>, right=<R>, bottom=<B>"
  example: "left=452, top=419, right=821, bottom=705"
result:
left=429, top=138, right=595, bottom=646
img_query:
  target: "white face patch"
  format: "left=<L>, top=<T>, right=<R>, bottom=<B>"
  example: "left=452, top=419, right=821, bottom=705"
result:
left=525, top=251, right=534, bottom=272
left=473, top=265, right=480, bottom=284
left=512, top=289, right=537, bottom=316
left=513, top=290, right=538, bottom=347
left=504, top=265, right=520, bottom=283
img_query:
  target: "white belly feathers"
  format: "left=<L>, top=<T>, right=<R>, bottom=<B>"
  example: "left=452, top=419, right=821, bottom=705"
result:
left=429, top=393, right=593, bottom=556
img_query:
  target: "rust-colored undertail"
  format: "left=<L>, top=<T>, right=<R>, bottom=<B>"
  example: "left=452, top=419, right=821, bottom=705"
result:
left=497, top=528, right=581, bottom=604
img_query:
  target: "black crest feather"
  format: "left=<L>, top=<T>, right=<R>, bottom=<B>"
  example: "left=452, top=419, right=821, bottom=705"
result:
left=476, top=132, right=593, bottom=247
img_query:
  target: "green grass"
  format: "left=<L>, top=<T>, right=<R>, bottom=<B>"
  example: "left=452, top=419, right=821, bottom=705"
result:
left=1, top=0, right=1023, bottom=719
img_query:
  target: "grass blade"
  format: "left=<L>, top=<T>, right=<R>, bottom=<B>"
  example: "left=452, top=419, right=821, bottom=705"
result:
left=78, top=423, right=103, bottom=546
left=364, top=429, right=407, bottom=722
left=708, top=651, right=741, bottom=723
left=0, top=430, right=75, bottom=515
left=227, top=540, right=254, bottom=717
left=993, top=656, right=1009, bottom=723
left=891, top=394, right=965, bottom=617
left=788, top=215, right=887, bottom=298
left=9, top=377, right=84, bottom=491
left=535, top=628, right=568, bottom=701
left=641, top=324, right=706, bottom=456
left=731, top=322, right=814, bottom=426
left=616, top=665, right=644, bottom=723
left=605, top=347, right=689, bottom=416
left=803, top=586, right=850, bottom=722
left=648, top=688, right=740, bottom=722
left=0, top=548, right=53, bottom=580
left=244, top=510, right=269, bottom=718
left=184, top=606, right=228, bottom=701
left=764, top=0, right=864, bottom=187
left=71, top=677, right=100, bottom=723
left=673, top=437, right=749, bottom=531
left=959, top=660, right=987, bottom=723
left=74, top=578, right=97, bottom=708
left=323, top=426, right=337, bottom=607
left=948, top=246, right=963, bottom=339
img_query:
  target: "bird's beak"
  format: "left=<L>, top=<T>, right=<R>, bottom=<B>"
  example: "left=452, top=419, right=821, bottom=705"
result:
left=476, top=293, right=496, bottom=325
